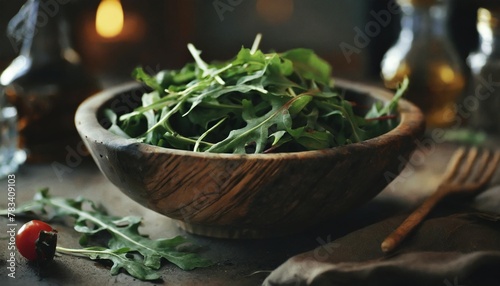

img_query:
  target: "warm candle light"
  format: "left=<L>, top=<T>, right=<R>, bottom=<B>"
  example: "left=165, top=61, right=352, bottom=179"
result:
left=96, top=0, right=124, bottom=38
left=256, top=0, right=294, bottom=25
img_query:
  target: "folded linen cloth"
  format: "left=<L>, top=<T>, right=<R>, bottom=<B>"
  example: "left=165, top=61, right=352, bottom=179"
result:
left=264, top=191, right=500, bottom=286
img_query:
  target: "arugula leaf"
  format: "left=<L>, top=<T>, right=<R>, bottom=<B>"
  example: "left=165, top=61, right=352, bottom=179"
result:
left=281, top=48, right=332, bottom=86
left=206, top=95, right=292, bottom=154
left=56, top=246, right=162, bottom=281
left=2, top=189, right=212, bottom=281
left=287, top=127, right=334, bottom=150
left=288, top=95, right=313, bottom=116
left=103, top=109, right=131, bottom=139
left=132, top=67, right=163, bottom=93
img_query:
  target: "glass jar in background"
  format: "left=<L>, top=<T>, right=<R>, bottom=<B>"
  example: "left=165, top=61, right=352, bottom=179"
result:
left=467, top=7, right=500, bottom=135
left=0, top=0, right=100, bottom=163
left=381, top=0, right=466, bottom=128
left=0, top=90, right=26, bottom=178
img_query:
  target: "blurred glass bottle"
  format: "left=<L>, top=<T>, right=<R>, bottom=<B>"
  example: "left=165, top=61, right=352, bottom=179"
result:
left=467, top=7, right=500, bottom=135
left=0, top=0, right=100, bottom=162
left=0, top=89, right=26, bottom=178
left=381, top=0, right=466, bottom=128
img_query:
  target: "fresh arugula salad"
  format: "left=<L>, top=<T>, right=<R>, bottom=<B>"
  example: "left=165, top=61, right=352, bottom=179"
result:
left=107, top=35, right=407, bottom=154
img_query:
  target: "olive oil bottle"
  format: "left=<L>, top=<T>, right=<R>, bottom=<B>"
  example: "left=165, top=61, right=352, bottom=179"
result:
left=0, top=0, right=100, bottom=162
left=381, top=0, right=466, bottom=128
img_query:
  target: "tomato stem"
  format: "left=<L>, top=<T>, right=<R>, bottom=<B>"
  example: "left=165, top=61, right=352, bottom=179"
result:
left=35, top=230, right=57, bottom=261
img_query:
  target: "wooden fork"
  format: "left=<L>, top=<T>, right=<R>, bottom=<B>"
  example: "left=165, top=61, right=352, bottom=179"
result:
left=381, top=147, right=500, bottom=253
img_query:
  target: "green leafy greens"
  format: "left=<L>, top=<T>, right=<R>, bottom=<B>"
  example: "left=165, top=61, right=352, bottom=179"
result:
left=108, top=35, right=407, bottom=153
left=1, top=189, right=212, bottom=281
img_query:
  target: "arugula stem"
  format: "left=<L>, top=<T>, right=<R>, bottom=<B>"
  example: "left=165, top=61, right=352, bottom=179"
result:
left=212, top=63, right=233, bottom=78
left=120, top=100, right=176, bottom=121
left=198, top=102, right=243, bottom=110
left=194, top=117, right=227, bottom=152
left=164, top=120, right=213, bottom=147
left=250, top=33, right=262, bottom=55
left=56, top=246, right=119, bottom=258
left=145, top=100, right=185, bottom=135
left=187, top=44, right=209, bottom=72
left=0, top=200, right=40, bottom=216
left=48, top=199, right=159, bottom=255
left=187, top=43, right=225, bottom=85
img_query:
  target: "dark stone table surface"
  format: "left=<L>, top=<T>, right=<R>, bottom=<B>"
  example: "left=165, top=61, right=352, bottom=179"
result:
left=1, top=139, right=498, bottom=285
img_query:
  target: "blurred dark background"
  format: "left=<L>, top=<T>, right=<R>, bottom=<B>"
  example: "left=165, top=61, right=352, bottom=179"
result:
left=0, top=0, right=486, bottom=86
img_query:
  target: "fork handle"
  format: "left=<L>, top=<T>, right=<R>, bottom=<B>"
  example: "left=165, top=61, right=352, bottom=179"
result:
left=381, top=186, right=450, bottom=253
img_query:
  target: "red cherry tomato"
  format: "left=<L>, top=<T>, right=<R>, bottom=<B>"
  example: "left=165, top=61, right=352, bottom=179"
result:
left=16, top=220, right=57, bottom=261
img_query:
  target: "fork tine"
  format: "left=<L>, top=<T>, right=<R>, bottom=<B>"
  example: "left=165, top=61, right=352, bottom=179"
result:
left=474, top=150, right=500, bottom=189
left=471, top=149, right=492, bottom=182
left=441, top=147, right=467, bottom=183
left=455, top=147, right=479, bottom=184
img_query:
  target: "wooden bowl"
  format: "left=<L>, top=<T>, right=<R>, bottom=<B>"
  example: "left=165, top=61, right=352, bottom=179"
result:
left=75, top=79, right=425, bottom=239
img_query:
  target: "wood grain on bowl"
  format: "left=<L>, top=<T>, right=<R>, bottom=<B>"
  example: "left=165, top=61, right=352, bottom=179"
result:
left=75, top=79, right=425, bottom=239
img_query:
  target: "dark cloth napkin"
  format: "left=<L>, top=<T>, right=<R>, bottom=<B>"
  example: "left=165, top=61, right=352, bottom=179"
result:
left=263, top=187, right=500, bottom=286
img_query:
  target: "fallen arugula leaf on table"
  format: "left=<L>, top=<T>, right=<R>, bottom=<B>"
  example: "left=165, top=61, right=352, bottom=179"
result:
left=0, top=189, right=213, bottom=281
left=56, top=246, right=162, bottom=280
left=107, top=34, right=407, bottom=154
